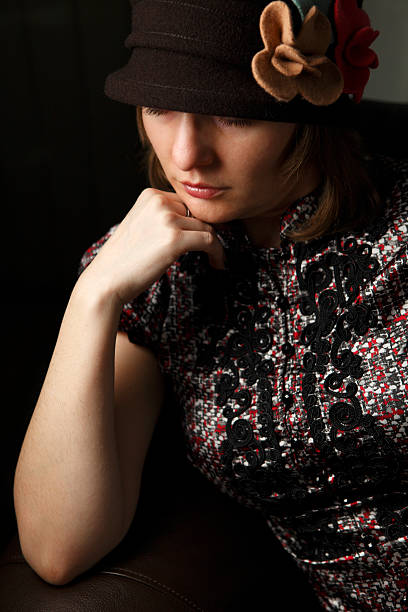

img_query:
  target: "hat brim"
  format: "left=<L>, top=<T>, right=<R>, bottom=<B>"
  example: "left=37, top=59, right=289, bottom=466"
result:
left=105, top=47, right=358, bottom=126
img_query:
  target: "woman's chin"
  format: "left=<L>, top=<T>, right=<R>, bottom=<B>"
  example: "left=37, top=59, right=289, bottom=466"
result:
left=184, top=200, right=239, bottom=225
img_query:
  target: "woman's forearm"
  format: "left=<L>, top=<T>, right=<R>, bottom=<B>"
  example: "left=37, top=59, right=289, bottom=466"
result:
left=13, top=275, right=126, bottom=585
left=12, top=185, right=222, bottom=586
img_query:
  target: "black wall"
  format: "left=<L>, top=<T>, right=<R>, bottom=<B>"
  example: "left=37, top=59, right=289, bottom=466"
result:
left=1, top=0, right=146, bottom=548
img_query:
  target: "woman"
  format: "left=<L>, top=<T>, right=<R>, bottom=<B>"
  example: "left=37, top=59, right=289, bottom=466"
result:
left=13, top=0, right=408, bottom=609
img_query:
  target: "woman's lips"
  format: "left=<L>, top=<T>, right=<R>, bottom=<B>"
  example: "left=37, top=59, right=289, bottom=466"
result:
left=181, top=183, right=226, bottom=199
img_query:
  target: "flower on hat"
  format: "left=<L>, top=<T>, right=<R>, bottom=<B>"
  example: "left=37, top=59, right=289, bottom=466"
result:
left=333, top=0, right=379, bottom=103
left=251, top=1, right=344, bottom=106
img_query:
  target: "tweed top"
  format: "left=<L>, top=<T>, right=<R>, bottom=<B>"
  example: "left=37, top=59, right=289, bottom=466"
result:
left=79, top=155, right=408, bottom=611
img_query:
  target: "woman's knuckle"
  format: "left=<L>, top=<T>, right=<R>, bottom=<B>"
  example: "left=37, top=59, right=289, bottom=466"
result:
left=162, top=210, right=177, bottom=225
left=167, top=226, right=181, bottom=243
left=157, top=193, right=166, bottom=203
left=206, top=231, right=215, bottom=245
left=142, top=187, right=156, bottom=199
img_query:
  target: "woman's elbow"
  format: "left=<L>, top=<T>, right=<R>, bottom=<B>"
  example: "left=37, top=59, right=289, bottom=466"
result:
left=21, top=542, right=87, bottom=587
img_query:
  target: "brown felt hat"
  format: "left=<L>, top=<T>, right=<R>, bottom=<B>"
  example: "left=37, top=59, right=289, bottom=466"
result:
left=104, top=0, right=380, bottom=125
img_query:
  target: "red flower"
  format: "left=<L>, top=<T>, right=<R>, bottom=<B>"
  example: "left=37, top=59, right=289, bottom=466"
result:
left=334, top=0, right=379, bottom=103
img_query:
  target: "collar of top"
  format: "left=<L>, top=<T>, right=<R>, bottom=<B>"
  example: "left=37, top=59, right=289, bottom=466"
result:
left=214, top=187, right=321, bottom=259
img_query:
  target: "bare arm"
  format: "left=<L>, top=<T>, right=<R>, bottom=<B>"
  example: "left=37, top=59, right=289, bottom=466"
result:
left=13, top=280, right=163, bottom=585
left=13, top=187, right=225, bottom=586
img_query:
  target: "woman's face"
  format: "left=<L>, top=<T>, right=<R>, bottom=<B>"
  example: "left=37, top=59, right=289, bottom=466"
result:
left=141, top=107, right=310, bottom=227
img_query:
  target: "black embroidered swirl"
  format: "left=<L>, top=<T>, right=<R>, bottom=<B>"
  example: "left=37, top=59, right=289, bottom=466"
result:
left=216, top=300, right=304, bottom=502
left=186, top=247, right=307, bottom=504
left=291, top=225, right=407, bottom=560
left=187, top=212, right=408, bottom=561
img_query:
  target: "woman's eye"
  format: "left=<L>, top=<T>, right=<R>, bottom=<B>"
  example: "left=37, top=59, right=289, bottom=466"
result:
left=142, top=107, right=251, bottom=127
left=216, top=117, right=252, bottom=127
left=142, top=107, right=167, bottom=116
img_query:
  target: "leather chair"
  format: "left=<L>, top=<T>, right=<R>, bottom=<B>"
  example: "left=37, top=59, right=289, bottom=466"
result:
left=0, top=100, right=406, bottom=611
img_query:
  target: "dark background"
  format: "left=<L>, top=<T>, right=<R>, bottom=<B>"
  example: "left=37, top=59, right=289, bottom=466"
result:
left=1, top=0, right=146, bottom=548
left=1, top=0, right=407, bottom=554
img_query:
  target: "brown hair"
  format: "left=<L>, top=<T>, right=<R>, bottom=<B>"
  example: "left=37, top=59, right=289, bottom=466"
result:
left=135, top=107, right=382, bottom=242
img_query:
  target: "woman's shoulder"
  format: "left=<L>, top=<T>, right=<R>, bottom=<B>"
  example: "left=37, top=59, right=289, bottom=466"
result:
left=365, top=155, right=408, bottom=239
left=369, top=154, right=408, bottom=206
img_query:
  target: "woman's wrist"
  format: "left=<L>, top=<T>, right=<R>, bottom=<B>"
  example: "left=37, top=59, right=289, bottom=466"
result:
left=73, top=270, right=126, bottom=320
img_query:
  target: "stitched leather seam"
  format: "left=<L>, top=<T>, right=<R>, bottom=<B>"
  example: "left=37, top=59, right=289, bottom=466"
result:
left=100, top=567, right=204, bottom=611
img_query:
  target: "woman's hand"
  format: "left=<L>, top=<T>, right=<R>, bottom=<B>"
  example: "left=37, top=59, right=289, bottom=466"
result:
left=79, top=188, right=226, bottom=306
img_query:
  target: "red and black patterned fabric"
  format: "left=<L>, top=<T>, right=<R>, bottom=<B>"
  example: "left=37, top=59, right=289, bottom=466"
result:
left=78, top=155, right=408, bottom=611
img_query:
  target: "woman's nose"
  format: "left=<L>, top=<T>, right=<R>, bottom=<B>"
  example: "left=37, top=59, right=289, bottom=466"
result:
left=171, top=114, right=214, bottom=170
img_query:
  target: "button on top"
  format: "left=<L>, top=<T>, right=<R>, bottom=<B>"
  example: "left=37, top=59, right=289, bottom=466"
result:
left=280, top=248, right=290, bottom=261
left=279, top=238, right=291, bottom=260
left=292, top=439, right=304, bottom=451
left=282, top=342, right=295, bottom=357
left=277, top=295, right=289, bottom=311
left=282, top=392, right=294, bottom=409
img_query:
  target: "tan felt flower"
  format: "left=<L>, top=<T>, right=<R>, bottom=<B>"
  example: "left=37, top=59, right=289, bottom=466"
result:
left=252, top=1, right=344, bottom=106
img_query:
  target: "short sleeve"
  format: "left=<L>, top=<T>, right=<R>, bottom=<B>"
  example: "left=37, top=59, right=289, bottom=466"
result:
left=77, top=224, right=171, bottom=354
